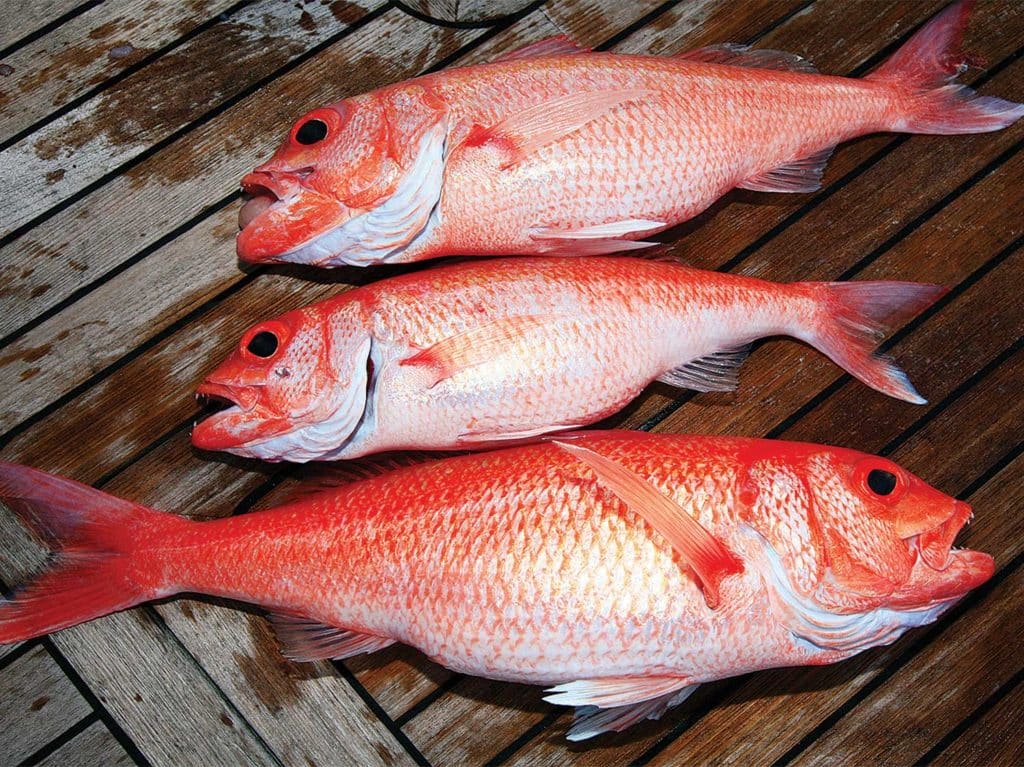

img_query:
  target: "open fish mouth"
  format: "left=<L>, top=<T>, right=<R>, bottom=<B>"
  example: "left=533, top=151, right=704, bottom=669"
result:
left=191, top=382, right=278, bottom=452
left=891, top=501, right=994, bottom=608
left=236, top=171, right=348, bottom=264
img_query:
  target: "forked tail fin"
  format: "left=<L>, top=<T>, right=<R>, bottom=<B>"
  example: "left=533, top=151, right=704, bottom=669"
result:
left=794, top=281, right=947, bottom=404
left=867, top=0, right=1024, bottom=134
left=0, top=463, right=186, bottom=644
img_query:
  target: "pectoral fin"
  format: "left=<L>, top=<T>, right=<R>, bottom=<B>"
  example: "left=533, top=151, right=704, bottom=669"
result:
left=544, top=676, right=697, bottom=741
left=553, top=441, right=743, bottom=608
left=401, top=314, right=571, bottom=387
left=269, top=613, right=395, bottom=662
left=460, top=89, right=652, bottom=168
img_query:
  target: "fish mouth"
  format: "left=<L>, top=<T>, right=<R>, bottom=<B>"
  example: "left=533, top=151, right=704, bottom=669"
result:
left=236, top=171, right=348, bottom=264
left=191, top=381, right=278, bottom=452
left=889, top=501, right=994, bottom=608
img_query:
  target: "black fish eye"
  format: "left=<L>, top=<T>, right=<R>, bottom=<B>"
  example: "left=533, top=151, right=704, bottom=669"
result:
left=867, top=469, right=898, bottom=496
left=247, top=331, right=279, bottom=358
left=295, top=118, right=328, bottom=145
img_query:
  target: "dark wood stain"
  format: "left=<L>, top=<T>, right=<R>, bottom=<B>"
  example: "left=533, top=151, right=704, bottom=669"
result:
left=0, top=1, right=1021, bottom=766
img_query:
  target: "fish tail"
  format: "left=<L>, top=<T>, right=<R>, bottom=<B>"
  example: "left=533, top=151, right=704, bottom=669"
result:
left=0, top=462, right=187, bottom=644
left=866, top=0, right=1024, bottom=134
left=794, top=281, right=948, bottom=404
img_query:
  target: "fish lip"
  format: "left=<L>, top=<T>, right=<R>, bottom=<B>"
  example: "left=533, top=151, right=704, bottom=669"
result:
left=195, top=381, right=258, bottom=412
left=911, top=500, right=973, bottom=571
left=888, top=548, right=994, bottom=610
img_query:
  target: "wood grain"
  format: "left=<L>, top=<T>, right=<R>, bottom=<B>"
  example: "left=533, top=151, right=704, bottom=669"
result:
left=930, top=669, right=1024, bottom=767
left=38, top=720, right=135, bottom=767
left=0, top=0, right=238, bottom=143
left=0, top=644, right=92, bottom=765
left=0, top=0, right=84, bottom=51
left=0, top=0, right=382, bottom=239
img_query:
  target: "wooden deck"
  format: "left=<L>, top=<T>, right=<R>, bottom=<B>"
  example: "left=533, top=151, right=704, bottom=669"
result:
left=0, top=1, right=1021, bottom=764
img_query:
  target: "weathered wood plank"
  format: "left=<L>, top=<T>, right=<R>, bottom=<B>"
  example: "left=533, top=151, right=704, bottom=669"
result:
left=930, top=671, right=1024, bottom=767
left=0, top=0, right=84, bottom=52
left=0, top=0, right=239, bottom=143
left=476, top=261, right=1024, bottom=761
left=787, top=383, right=1024, bottom=766
left=0, top=0, right=382, bottom=239
left=0, top=644, right=93, bottom=765
left=0, top=509, right=284, bottom=767
left=38, top=720, right=135, bottom=767
left=636, top=341, right=1024, bottom=766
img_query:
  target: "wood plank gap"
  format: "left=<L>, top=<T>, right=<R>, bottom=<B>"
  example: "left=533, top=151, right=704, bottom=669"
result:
left=766, top=234, right=1024, bottom=441
left=0, top=191, right=239, bottom=352
left=39, top=637, right=154, bottom=767
left=395, top=673, right=467, bottom=727
left=959, top=439, right=1024, bottom=500
left=878, top=336, right=1024, bottom=457
left=0, top=2, right=391, bottom=251
left=0, top=0, right=102, bottom=61
left=916, top=665, right=1024, bottom=766
left=135, top=606, right=288, bottom=767
left=0, top=637, right=40, bottom=673
left=0, top=264, right=257, bottom=450
left=771, top=548, right=1024, bottom=767
left=593, top=0, right=686, bottom=51
left=483, top=710, right=561, bottom=767
left=836, top=139, right=1024, bottom=281
left=17, top=710, right=99, bottom=767
left=332, top=660, right=434, bottom=767
left=0, top=0, right=254, bottom=154
left=390, top=0, right=545, bottom=30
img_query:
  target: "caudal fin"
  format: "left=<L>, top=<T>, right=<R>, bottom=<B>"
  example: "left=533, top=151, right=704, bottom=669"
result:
left=0, top=463, right=185, bottom=644
left=796, top=281, right=947, bottom=404
left=866, top=0, right=1024, bottom=134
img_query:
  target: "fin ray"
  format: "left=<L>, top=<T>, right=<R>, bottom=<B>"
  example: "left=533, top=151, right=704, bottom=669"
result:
left=269, top=613, right=395, bottom=662
left=657, top=345, right=752, bottom=392
left=552, top=442, right=743, bottom=608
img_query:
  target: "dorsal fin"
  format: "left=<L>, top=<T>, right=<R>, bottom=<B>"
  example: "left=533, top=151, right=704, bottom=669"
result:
left=552, top=441, right=744, bottom=608
left=676, top=43, right=817, bottom=73
left=493, top=35, right=591, bottom=63
left=269, top=613, right=395, bottom=662
left=254, top=453, right=441, bottom=510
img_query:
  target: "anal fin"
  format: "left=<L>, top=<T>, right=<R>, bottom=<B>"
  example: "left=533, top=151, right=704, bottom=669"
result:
left=657, top=345, right=752, bottom=392
left=738, top=147, right=835, bottom=193
left=269, top=613, right=395, bottom=662
left=543, top=676, right=697, bottom=741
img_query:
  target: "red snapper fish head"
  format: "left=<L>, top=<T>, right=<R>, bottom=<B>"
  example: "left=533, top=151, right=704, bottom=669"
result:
left=191, top=302, right=373, bottom=462
left=802, top=448, right=993, bottom=612
left=237, top=87, right=447, bottom=268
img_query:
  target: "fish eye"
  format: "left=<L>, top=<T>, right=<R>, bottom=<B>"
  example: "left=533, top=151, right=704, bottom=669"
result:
left=246, top=330, right=279, bottom=358
left=295, top=118, right=328, bottom=145
left=866, top=469, right=898, bottom=496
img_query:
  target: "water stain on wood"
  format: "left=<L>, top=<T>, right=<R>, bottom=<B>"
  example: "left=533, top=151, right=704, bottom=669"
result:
left=29, top=695, right=49, bottom=711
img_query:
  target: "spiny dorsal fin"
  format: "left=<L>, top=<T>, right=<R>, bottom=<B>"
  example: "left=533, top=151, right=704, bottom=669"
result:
left=552, top=441, right=743, bottom=609
left=657, top=345, right=752, bottom=392
left=737, top=147, right=835, bottom=194
left=269, top=613, right=396, bottom=662
left=460, top=89, right=651, bottom=169
left=493, top=35, right=591, bottom=63
left=676, top=43, right=817, bottom=73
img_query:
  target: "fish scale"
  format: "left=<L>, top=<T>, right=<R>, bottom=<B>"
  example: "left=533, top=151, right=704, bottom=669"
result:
left=0, top=432, right=994, bottom=738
